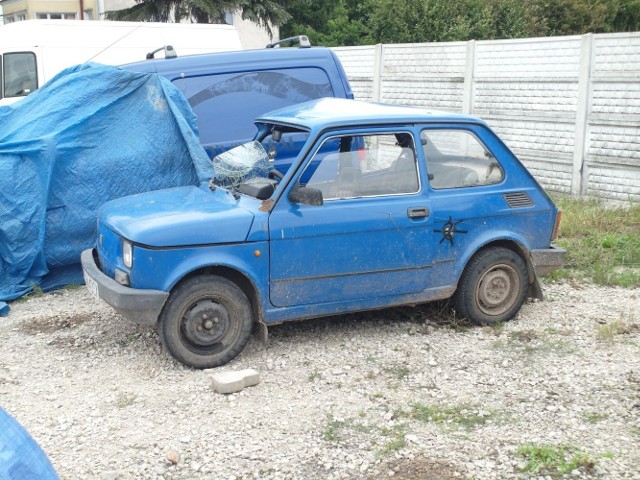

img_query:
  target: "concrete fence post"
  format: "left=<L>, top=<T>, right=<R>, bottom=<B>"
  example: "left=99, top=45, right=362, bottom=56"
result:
left=372, top=43, right=383, bottom=102
left=462, top=39, right=476, bottom=114
left=572, top=33, right=594, bottom=196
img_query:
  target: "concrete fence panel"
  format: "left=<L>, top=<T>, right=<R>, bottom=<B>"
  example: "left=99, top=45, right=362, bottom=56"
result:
left=333, top=32, right=640, bottom=204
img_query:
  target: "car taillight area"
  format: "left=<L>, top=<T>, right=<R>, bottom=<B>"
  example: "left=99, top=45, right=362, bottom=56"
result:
left=552, top=209, right=563, bottom=242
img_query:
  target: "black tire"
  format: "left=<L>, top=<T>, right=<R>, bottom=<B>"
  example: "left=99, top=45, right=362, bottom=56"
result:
left=159, top=275, right=253, bottom=369
left=454, top=247, right=528, bottom=325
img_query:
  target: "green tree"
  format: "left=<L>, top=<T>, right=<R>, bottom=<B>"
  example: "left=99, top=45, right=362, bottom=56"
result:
left=282, top=0, right=639, bottom=46
left=280, top=0, right=368, bottom=46
left=105, top=0, right=291, bottom=37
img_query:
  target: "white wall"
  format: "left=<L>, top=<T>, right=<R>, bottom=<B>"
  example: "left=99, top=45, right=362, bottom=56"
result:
left=333, top=32, right=640, bottom=204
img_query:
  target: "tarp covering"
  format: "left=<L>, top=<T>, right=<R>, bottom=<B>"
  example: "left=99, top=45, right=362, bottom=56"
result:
left=0, top=63, right=213, bottom=313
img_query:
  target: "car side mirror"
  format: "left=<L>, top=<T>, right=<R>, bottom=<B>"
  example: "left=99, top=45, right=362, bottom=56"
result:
left=289, top=185, right=323, bottom=206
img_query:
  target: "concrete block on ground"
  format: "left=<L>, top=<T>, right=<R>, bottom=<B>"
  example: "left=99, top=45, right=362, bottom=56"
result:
left=212, top=368, right=260, bottom=394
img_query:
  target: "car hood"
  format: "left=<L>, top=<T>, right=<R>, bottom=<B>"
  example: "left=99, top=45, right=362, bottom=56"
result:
left=99, top=185, right=255, bottom=247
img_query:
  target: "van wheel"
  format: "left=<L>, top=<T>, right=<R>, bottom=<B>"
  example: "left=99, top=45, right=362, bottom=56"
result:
left=454, top=247, right=528, bottom=325
left=159, top=275, right=253, bottom=369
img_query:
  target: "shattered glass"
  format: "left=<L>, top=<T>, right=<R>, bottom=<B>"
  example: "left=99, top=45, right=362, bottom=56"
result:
left=212, top=141, right=271, bottom=190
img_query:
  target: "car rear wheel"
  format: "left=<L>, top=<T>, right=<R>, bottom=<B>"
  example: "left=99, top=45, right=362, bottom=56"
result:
left=159, top=275, right=253, bottom=369
left=454, top=247, right=528, bottom=325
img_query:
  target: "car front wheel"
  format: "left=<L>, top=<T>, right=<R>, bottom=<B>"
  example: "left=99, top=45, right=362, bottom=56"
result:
left=159, top=275, right=253, bottom=369
left=454, top=247, right=529, bottom=325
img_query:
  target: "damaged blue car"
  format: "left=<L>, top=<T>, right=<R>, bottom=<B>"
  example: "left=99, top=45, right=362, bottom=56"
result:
left=82, top=98, right=565, bottom=368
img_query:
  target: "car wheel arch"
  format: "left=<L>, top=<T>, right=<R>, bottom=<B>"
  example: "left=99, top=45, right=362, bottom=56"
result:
left=460, top=238, right=536, bottom=286
left=166, top=265, right=264, bottom=324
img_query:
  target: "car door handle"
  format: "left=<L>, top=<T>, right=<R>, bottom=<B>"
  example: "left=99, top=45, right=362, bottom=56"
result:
left=407, top=207, right=429, bottom=218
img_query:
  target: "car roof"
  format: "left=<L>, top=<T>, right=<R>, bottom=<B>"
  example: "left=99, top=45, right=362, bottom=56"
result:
left=256, top=98, right=488, bottom=131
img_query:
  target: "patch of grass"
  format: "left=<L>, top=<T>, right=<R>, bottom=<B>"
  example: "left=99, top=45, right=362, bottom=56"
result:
left=16, top=283, right=45, bottom=302
left=596, top=316, right=638, bottom=342
left=308, top=369, right=321, bottom=382
left=116, top=393, right=137, bottom=408
left=493, top=330, right=575, bottom=357
left=517, top=443, right=595, bottom=477
left=379, top=424, right=406, bottom=456
left=409, top=403, right=495, bottom=431
left=322, top=415, right=373, bottom=442
left=117, top=333, right=139, bottom=347
left=582, top=411, right=608, bottom=424
left=551, top=197, right=640, bottom=288
left=383, top=363, right=411, bottom=380
left=323, top=418, right=347, bottom=441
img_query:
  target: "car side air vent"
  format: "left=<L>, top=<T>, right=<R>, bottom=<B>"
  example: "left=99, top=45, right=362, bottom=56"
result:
left=504, top=192, right=534, bottom=208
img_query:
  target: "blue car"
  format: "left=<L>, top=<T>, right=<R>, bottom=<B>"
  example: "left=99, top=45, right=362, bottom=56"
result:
left=82, top=98, right=565, bottom=369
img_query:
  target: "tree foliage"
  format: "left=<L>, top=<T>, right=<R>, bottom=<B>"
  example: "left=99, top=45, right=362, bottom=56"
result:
left=105, top=0, right=640, bottom=45
left=280, top=0, right=640, bottom=47
left=105, top=0, right=290, bottom=37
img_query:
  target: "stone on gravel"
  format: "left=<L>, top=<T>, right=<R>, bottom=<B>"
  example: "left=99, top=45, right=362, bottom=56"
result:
left=166, top=450, right=180, bottom=465
left=212, top=368, right=260, bottom=394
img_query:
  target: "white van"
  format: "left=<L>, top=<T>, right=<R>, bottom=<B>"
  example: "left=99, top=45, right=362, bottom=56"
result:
left=0, top=20, right=242, bottom=105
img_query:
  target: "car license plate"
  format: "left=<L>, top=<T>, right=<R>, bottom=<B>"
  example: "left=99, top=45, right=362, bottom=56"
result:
left=84, top=273, right=99, bottom=299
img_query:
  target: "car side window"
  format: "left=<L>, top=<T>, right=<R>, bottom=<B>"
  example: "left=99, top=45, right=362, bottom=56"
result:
left=421, top=129, right=504, bottom=189
left=301, top=132, right=420, bottom=200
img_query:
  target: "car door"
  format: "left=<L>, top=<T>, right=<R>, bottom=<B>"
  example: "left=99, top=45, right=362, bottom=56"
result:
left=268, top=130, right=435, bottom=308
left=419, top=126, right=507, bottom=287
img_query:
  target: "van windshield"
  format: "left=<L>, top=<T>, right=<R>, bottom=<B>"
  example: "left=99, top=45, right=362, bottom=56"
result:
left=2, top=52, right=37, bottom=99
left=211, top=141, right=271, bottom=191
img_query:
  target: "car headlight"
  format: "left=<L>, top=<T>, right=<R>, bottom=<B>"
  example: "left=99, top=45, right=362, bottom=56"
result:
left=122, top=239, right=133, bottom=268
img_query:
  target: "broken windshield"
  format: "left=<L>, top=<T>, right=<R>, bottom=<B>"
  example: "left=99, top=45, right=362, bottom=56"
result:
left=211, top=141, right=271, bottom=191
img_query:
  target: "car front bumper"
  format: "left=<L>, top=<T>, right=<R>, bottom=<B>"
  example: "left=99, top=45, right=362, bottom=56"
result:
left=530, top=246, right=567, bottom=277
left=81, top=248, right=169, bottom=326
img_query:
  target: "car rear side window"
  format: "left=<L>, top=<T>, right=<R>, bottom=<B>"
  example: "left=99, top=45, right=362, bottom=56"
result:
left=421, top=129, right=504, bottom=189
left=173, top=68, right=334, bottom=146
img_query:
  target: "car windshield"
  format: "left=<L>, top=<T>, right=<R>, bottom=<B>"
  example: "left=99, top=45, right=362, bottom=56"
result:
left=211, top=141, right=271, bottom=191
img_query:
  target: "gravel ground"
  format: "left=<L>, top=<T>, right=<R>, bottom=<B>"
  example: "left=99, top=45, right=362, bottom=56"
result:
left=1, top=281, right=639, bottom=480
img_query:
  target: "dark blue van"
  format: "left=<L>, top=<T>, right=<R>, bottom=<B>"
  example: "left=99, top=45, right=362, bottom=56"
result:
left=123, top=45, right=354, bottom=170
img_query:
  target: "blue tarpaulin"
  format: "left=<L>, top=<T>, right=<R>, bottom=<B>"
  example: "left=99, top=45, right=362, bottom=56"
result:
left=0, top=63, right=213, bottom=314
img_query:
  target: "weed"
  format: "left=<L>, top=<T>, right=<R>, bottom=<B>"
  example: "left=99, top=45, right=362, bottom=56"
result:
left=16, top=283, right=45, bottom=302
left=582, top=411, right=608, bottom=424
left=322, top=415, right=373, bottom=442
left=116, top=393, right=137, bottom=408
left=596, top=316, right=638, bottom=342
left=383, top=363, right=411, bottom=380
left=379, top=424, right=407, bottom=457
left=517, top=443, right=595, bottom=476
left=551, top=197, right=640, bottom=288
left=323, top=417, right=347, bottom=441
left=308, top=369, right=321, bottom=382
left=409, top=403, right=495, bottom=431
left=493, top=330, right=575, bottom=357
left=117, top=333, right=139, bottom=347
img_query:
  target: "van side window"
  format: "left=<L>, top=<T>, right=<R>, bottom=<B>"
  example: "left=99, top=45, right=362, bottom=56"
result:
left=3, top=52, right=37, bottom=98
left=421, top=129, right=504, bottom=189
left=173, top=68, right=333, bottom=148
